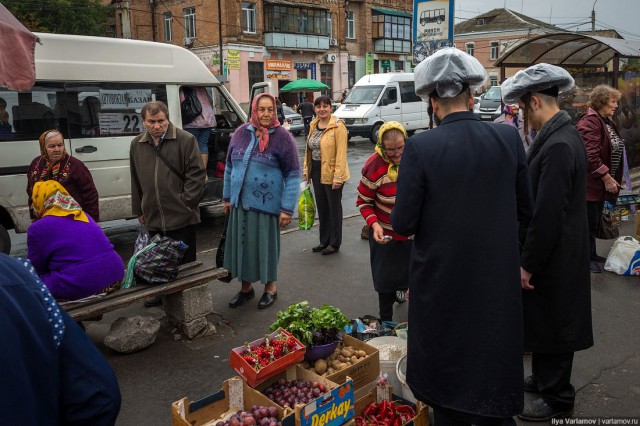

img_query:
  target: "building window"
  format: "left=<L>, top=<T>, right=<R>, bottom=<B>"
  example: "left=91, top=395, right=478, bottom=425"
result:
left=476, top=18, right=486, bottom=25
left=242, top=2, right=256, bottom=33
left=248, top=61, right=264, bottom=92
left=490, top=75, right=498, bottom=86
left=264, top=5, right=331, bottom=36
left=466, top=42, right=475, bottom=56
left=372, top=12, right=411, bottom=53
left=394, top=60, right=404, bottom=71
left=328, top=13, right=333, bottom=38
left=184, top=7, right=195, bottom=38
left=346, top=11, right=355, bottom=39
left=320, top=64, right=333, bottom=98
left=164, top=12, right=173, bottom=42
left=490, top=41, right=499, bottom=60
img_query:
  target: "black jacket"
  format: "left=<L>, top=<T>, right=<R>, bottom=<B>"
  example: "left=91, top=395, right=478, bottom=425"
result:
left=296, top=101, right=315, bottom=118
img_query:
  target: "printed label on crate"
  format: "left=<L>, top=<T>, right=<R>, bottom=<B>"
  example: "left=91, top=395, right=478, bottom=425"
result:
left=300, top=381, right=354, bottom=426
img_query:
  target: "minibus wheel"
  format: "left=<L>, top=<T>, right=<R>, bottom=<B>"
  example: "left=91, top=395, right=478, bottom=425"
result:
left=370, top=123, right=382, bottom=144
left=0, top=224, right=10, bottom=254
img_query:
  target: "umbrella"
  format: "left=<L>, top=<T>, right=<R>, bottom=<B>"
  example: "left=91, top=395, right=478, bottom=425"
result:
left=0, top=3, right=37, bottom=91
left=280, top=79, right=329, bottom=93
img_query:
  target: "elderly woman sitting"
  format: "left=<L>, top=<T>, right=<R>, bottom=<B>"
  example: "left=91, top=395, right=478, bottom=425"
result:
left=27, top=180, right=124, bottom=301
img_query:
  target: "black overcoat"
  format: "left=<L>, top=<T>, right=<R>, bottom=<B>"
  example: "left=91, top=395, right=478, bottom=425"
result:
left=391, top=111, right=533, bottom=417
left=520, top=111, right=593, bottom=353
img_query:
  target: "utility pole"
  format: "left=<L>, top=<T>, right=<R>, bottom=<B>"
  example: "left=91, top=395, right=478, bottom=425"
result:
left=218, top=0, right=223, bottom=76
left=591, top=0, right=597, bottom=35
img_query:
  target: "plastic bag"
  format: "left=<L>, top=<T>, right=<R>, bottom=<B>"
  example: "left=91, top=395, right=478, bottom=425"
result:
left=298, top=181, right=315, bottom=230
left=133, top=228, right=150, bottom=254
left=604, top=236, right=640, bottom=275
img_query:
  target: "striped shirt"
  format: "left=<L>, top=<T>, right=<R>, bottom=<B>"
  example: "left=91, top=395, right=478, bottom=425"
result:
left=356, top=153, right=409, bottom=240
left=605, top=121, right=624, bottom=177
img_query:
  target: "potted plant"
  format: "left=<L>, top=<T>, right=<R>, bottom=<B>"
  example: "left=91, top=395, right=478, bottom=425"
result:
left=269, top=301, right=350, bottom=362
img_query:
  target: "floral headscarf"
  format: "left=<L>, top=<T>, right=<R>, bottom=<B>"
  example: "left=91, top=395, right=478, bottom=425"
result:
left=503, top=104, right=520, bottom=127
left=32, top=180, right=88, bottom=222
left=38, top=129, right=67, bottom=180
left=375, top=121, right=407, bottom=182
left=250, top=93, right=281, bottom=152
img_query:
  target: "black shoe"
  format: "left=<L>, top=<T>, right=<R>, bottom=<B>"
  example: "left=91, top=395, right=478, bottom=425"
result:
left=312, top=244, right=328, bottom=253
left=395, top=290, right=406, bottom=304
left=523, top=375, right=537, bottom=393
left=229, top=288, right=255, bottom=308
left=258, top=291, right=277, bottom=309
left=518, top=397, right=573, bottom=422
left=321, top=246, right=339, bottom=255
left=592, top=254, right=607, bottom=263
left=144, top=296, right=163, bottom=307
left=590, top=261, right=602, bottom=273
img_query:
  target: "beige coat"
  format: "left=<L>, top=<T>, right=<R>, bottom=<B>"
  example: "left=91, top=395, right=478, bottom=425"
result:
left=303, top=115, right=350, bottom=185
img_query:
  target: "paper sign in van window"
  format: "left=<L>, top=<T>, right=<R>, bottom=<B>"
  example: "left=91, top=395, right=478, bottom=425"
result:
left=98, top=113, right=143, bottom=135
left=99, top=89, right=153, bottom=110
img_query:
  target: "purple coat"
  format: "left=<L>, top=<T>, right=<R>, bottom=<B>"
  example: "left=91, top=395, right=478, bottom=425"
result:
left=27, top=216, right=124, bottom=300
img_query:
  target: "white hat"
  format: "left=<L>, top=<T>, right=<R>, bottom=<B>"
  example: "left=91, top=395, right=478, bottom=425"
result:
left=501, top=63, right=574, bottom=104
left=414, top=47, right=488, bottom=100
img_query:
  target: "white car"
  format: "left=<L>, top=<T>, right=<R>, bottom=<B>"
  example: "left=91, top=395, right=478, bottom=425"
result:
left=283, top=105, right=303, bottom=136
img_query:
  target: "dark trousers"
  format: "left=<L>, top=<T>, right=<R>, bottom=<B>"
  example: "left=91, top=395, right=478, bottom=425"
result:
left=311, top=159, right=343, bottom=248
left=303, top=116, right=313, bottom=135
left=531, top=352, right=576, bottom=410
left=378, top=292, right=396, bottom=322
left=149, top=224, right=197, bottom=265
left=586, top=201, right=604, bottom=260
left=431, top=404, right=516, bottom=426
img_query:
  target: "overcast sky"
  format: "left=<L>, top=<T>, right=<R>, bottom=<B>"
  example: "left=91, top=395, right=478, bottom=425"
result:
left=455, top=0, right=640, bottom=41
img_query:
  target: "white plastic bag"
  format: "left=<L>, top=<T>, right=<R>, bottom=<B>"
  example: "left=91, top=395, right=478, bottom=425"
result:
left=604, top=236, right=640, bottom=275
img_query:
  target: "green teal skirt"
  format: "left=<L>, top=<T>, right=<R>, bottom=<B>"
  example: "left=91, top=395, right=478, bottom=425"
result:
left=224, top=207, right=280, bottom=284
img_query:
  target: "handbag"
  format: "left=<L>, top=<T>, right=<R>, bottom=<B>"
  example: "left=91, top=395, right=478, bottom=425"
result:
left=216, top=214, right=233, bottom=282
left=598, top=212, right=620, bottom=240
left=181, top=87, right=202, bottom=125
left=121, top=234, right=188, bottom=288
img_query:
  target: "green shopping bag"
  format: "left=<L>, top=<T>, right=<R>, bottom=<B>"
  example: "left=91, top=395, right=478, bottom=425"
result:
left=298, top=182, right=315, bottom=230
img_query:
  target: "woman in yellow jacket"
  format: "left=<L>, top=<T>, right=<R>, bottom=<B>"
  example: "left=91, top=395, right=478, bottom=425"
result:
left=303, top=95, right=350, bottom=255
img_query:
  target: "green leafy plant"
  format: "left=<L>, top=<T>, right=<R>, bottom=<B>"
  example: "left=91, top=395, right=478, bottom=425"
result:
left=269, top=301, right=349, bottom=346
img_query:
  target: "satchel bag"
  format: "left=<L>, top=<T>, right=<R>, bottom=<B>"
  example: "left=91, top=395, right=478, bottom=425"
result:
left=132, top=234, right=188, bottom=285
left=216, top=215, right=233, bottom=282
left=597, top=212, right=620, bottom=240
left=181, top=87, right=202, bottom=125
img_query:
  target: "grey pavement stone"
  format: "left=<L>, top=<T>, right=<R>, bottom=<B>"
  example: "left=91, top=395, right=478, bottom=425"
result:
left=103, top=316, right=161, bottom=354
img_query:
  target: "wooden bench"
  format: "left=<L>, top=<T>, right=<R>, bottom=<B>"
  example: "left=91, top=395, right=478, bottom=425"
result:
left=60, top=261, right=229, bottom=323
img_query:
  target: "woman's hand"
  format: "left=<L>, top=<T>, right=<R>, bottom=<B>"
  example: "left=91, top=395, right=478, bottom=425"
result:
left=279, top=212, right=293, bottom=228
left=224, top=201, right=231, bottom=215
left=331, top=182, right=342, bottom=190
left=371, top=222, right=389, bottom=244
left=603, top=174, right=621, bottom=193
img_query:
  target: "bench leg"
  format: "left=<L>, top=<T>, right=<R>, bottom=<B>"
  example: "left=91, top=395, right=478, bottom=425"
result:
left=164, top=284, right=216, bottom=339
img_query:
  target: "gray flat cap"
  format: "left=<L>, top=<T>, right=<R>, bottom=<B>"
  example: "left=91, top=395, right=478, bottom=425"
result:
left=501, top=63, right=574, bottom=103
left=414, top=47, right=488, bottom=99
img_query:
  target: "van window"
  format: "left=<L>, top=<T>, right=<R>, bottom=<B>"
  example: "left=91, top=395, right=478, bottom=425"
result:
left=381, top=87, right=397, bottom=105
left=0, top=83, right=168, bottom=141
left=399, top=81, right=421, bottom=103
left=344, top=85, right=384, bottom=104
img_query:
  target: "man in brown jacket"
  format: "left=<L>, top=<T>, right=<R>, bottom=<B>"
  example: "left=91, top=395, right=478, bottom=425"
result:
left=130, top=101, right=206, bottom=305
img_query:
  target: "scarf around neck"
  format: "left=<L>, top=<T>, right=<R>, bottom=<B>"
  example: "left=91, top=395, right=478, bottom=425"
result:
left=249, top=93, right=281, bottom=152
left=527, top=110, right=571, bottom=161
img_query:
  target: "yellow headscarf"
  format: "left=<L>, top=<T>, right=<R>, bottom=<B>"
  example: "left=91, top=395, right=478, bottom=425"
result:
left=32, top=180, right=89, bottom=222
left=374, top=121, right=407, bottom=182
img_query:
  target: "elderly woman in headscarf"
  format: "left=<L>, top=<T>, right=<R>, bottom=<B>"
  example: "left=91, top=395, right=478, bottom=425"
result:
left=494, top=103, right=530, bottom=150
left=27, top=129, right=100, bottom=221
left=223, top=93, right=300, bottom=310
left=27, top=180, right=124, bottom=301
left=356, top=121, right=411, bottom=321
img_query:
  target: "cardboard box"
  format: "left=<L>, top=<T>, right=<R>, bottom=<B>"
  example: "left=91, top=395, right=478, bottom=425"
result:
left=256, top=365, right=338, bottom=410
left=229, top=328, right=306, bottom=387
left=325, top=335, right=380, bottom=391
left=172, top=376, right=290, bottom=426
left=344, top=385, right=429, bottom=426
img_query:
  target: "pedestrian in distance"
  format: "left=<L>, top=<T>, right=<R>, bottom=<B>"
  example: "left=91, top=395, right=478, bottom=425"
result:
left=0, top=253, right=121, bottom=426
left=391, top=47, right=534, bottom=426
left=180, top=86, right=217, bottom=171
left=494, top=103, right=531, bottom=150
left=27, top=129, right=100, bottom=222
left=130, top=101, right=206, bottom=307
left=303, top=95, right=350, bottom=256
left=575, top=85, right=624, bottom=273
left=356, top=121, right=410, bottom=321
left=501, top=63, right=593, bottom=422
left=27, top=180, right=124, bottom=301
left=296, top=99, right=315, bottom=136
left=223, top=93, right=300, bottom=310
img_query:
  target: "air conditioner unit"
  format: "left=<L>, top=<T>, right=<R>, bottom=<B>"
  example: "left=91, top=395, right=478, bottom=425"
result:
left=183, top=37, right=194, bottom=47
left=330, top=38, right=337, bottom=46
left=326, top=54, right=337, bottom=63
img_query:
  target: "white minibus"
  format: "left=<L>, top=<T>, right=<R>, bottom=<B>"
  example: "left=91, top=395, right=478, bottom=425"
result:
left=334, top=73, right=428, bottom=144
left=0, top=33, right=247, bottom=253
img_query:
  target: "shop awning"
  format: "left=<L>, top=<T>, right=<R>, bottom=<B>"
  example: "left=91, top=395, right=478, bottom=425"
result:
left=496, top=32, right=640, bottom=68
left=371, top=7, right=412, bottom=18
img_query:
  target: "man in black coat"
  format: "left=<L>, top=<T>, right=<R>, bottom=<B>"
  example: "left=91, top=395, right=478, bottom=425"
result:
left=502, top=64, right=593, bottom=421
left=391, top=48, right=533, bottom=426
left=296, top=100, right=315, bottom=135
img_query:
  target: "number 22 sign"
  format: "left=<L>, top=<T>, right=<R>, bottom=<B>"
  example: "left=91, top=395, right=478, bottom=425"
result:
left=98, top=112, right=143, bottom=135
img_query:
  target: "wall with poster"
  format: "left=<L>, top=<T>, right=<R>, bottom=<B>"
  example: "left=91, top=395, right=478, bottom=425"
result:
left=413, top=0, right=455, bottom=64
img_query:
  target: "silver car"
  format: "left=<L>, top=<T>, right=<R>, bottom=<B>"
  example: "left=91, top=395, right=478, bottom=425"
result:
left=283, top=105, right=304, bottom=136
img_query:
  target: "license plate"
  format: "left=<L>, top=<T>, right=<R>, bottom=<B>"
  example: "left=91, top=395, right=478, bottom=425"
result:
left=481, top=115, right=491, bottom=119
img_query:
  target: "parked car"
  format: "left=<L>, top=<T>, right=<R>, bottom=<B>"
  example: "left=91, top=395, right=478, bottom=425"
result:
left=283, top=105, right=303, bottom=136
left=473, top=96, right=481, bottom=113
left=476, top=86, right=503, bottom=121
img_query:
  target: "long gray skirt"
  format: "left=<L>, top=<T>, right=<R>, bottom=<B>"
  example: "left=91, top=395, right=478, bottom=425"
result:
left=369, top=232, right=411, bottom=294
left=224, top=207, right=280, bottom=284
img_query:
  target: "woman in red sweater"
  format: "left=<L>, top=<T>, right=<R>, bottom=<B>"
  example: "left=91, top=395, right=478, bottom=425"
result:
left=356, top=121, right=411, bottom=321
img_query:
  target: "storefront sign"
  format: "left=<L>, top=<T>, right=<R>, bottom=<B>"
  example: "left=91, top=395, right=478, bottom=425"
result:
left=381, top=60, right=391, bottom=69
left=296, top=63, right=317, bottom=79
left=228, top=50, right=240, bottom=70
left=413, top=0, right=455, bottom=64
left=266, top=60, right=292, bottom=71
left=365, top=53, right=374, bottom=75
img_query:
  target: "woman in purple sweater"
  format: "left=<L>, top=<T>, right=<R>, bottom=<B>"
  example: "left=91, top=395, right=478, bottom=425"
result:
left=27, top=180, right=124, bottom=301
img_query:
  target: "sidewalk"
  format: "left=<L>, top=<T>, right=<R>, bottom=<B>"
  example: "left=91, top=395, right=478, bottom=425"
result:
left=85, top=215, right=640, bottom=425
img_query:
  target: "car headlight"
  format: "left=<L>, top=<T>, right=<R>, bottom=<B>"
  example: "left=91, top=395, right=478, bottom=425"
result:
left=354, top=118, right=369, bottom=124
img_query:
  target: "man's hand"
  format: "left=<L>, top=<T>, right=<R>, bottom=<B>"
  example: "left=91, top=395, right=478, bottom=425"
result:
left=521, top=267, right=534, bottom=290
left=279, top=212, right=292, bottom=229
left=137, top=215, right=145, bottom=224
left=224, top=201, right=231, bottom=215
